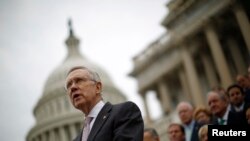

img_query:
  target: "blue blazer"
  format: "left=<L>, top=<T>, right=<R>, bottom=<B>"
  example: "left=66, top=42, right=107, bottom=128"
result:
left=73, top=101, right=144, bottom=141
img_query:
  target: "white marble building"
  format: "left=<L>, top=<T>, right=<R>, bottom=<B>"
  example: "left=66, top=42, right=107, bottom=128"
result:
left=130, top=0, right=249, bottom=140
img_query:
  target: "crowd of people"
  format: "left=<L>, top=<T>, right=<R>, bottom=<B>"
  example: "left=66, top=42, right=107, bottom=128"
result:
left=143, top=66, right=250, bottom=141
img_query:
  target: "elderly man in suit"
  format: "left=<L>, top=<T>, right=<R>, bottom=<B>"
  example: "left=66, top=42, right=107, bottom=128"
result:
left=65, top=66, right=144, bottom=141
left=176, top=102, right=202, bottom=141
left=207, top=90, right=246, bottom=125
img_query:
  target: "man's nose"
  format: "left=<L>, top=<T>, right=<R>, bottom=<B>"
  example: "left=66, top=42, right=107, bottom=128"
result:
left=70, top=82, right=78, bottom=92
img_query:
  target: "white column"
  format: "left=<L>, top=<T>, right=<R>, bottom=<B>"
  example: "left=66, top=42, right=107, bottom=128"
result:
left=181, top=46, right=204, bottom=106
left=69, top=123, right=78, bottom=140
left=227, top=38, right=247, bottom=74
left=59, top=126, right=67, bottom=141
left=49, top=129, right=56, bottom=141
left=204, top=24, right=233, bottom=88
left=201, top=53, right=218, bottom=88
left=178, top=69, right=192, bottom=101
left=157, top=79, right=173, bottom=114
left=142, top=94, right=152, bottom=125
left=233, top=4, right=250, bottom=53
left=41, top=132, right=47, bottom=141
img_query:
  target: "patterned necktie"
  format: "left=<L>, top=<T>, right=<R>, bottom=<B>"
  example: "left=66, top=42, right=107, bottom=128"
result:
left=82, top=117, right=93, bottom=141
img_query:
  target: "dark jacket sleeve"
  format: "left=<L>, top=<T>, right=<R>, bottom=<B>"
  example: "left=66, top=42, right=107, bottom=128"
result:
left=113, top=101, right=144, bottom=141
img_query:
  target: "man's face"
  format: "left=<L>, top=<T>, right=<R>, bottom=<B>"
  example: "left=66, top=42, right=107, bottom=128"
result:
left=143, top=131, right=157, bottom=141
left=237, top=76, right=250, bottom=89
left=228, top=87, right=244, bottom=107
left=207, top=92, right=227, bottom=117
left=168, top=125, right=185, bottom=141
left=178, top=104, right=193, bottom=125
left=65, top=69, right=101, bottom=111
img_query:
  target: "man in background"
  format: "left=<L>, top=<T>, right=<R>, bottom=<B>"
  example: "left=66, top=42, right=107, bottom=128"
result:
left=207, top=90, right=246, bottom=125
left=177, top=102, right=201, bottom=141
left=167, top=123, right=185, bottom=141
left=143, top=128, right=160, bottom=141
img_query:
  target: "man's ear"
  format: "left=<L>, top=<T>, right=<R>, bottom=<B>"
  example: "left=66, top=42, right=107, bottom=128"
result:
left=95, top=81, right=102, bottom=94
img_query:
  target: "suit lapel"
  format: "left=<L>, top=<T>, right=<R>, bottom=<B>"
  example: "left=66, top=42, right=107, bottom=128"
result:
left=212, top=117, right=219, bottom=125
left=87, top=102, right=112, bottom=141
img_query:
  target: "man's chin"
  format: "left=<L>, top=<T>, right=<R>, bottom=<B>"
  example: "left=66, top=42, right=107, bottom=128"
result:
left=74, top=102, right=84, bottom=109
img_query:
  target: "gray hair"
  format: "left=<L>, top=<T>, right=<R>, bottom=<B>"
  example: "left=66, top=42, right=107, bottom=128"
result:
left=207, top=90, right=228, bottom=102
left=67, top=66, right=101, bottom=82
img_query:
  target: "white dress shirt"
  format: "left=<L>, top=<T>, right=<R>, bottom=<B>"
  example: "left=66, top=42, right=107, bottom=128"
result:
left=87, top=100, right=105, bottom=131
left=183, top=120, right=195, bottom=141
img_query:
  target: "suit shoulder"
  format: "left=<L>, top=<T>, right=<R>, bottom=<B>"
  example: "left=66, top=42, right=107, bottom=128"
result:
left=113, top=101, right=140, bottom=111
left=116, top=101, right=138, bottom=107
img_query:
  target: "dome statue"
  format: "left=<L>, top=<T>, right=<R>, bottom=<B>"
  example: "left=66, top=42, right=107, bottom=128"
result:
left=26, top=19, right=126, bottom=141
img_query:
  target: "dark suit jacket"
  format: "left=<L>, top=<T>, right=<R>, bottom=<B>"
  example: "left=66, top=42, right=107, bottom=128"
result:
left=190, top=121, right=203, bottom=141
left=230, top=102, right=250, bottom=116
left=212, top=110, right=247, bottom=125
left=73, top=101, right=144, bottom=141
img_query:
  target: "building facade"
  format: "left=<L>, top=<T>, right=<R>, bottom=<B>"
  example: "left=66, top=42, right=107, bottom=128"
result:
left=26, top=20, right=126, bottom=141
left=130, top=0, right=249, bottom=140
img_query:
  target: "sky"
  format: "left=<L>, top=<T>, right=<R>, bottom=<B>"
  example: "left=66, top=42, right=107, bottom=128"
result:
left=0, top=0, right=169, bottom=140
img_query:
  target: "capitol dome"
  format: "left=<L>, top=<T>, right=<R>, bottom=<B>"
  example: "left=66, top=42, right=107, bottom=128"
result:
left=26, top=20, right=126, bottom=141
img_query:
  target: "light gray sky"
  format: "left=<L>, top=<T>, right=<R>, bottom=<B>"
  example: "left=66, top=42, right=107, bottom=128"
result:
left=0, top=0, right=168, bottom=140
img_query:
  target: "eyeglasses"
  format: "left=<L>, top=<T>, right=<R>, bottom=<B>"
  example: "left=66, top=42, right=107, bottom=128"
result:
left=65, top=77, right=96, bottom=91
